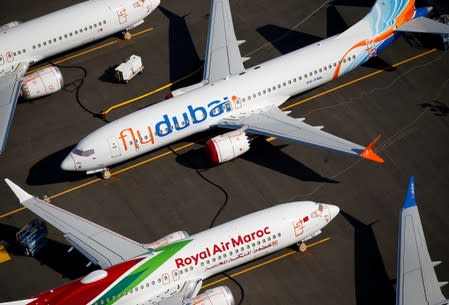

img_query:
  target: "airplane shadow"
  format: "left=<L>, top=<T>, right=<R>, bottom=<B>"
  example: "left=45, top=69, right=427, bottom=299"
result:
left=26, top=145, right=87, bottom=186
left=175, top=136, right=338, bottom=184
left=256, top=24, right=322, bottom=55
left=0, top=222, right=96, bottom=280
left=340, top=210, right=396, bottom=305
left=159, top=6, right=204, bottom=91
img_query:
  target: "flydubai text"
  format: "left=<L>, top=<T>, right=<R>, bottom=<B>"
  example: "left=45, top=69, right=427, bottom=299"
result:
left=175, top=226, right=271, bottom=268
left=118, top=95, right=242, bottom=152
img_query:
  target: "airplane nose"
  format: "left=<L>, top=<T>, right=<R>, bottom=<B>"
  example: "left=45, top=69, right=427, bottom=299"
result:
left=327, top=204, right=340, bottom=220
left=61, top=154, right=76, bottom=171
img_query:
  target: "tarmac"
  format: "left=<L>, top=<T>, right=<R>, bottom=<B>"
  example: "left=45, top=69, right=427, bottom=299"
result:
left=0, top=0, right=448, bottom=304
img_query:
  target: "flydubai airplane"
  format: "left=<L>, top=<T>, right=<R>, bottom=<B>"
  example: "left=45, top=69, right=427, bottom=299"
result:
left=396, top=177, right=448, bottom=305
left=61, top=0, right=449, bottom=178
left=3, top=179, right=339, bottom=305
left=0, top=0, right=160, bottom=154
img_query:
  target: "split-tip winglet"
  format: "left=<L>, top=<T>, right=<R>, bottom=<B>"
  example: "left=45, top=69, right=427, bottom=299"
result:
left=360, top=134, right=384, bottom=163
left=4, top=179, right=33, bottom=203
left=403, top=176, right=416, bottom=209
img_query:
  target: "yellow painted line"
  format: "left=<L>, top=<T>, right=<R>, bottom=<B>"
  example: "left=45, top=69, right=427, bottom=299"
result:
left=43, top=142, right=196, bottom=202
left=202, top=237, right=331, bottom=289
left=100, top=66, right=203, bottom=116
left=27, top=27, right=154, bottom=74
left=0, top=48, right=438, bottom=219
left=281, top=48, right=437, bottom=111
left=0, top=244, right=11, bottom=264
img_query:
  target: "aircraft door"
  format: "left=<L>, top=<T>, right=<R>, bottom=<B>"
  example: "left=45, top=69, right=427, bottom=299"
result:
left=366, top=38, right=377, bottom=58
left=108, top=136, right=122, bottom=158
left=6, top=51, right=13, bottom=63
left=0, top=55, right=4, bottom=65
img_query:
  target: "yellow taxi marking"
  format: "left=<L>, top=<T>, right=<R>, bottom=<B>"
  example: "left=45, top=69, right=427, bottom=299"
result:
left=0, top=243, right=12, bottom=264
left=202, top=237, right=330, bottom=289
left=99, top=66, right=203, bottom=116
left=26, top=27, right=154, bottom=74
left=0, top=48, right=438, bottom=220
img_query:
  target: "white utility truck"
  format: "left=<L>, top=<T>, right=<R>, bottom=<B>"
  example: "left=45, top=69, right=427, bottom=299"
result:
left=114, top=55, right=144, bottom=83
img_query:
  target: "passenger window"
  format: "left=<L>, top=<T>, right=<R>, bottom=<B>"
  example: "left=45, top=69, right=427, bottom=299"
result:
left=0, top=55, right=4, bottom=65
left=288, top=80, right=291, bottom=84
left=319, top=68, right=322, bottom=72
left=258, top=92, right=261, bottom=96
left=299, top=76, right=302, bottom=80
left=282, top=82, right=286, bottom=86
left=64, top=34, right=68, bottom=38
left=252, top=94, right=256, bottom=98
left=263, top=89, right=266, bottom=94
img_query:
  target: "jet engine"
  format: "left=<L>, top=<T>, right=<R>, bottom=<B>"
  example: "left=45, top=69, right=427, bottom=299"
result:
left=21, top=66, right=64, bottom=100
left=144, top=231, right=189, bottom=249
left=205, top=129, right=250, bottom=164
left=192, top=286, right=235, bottom=305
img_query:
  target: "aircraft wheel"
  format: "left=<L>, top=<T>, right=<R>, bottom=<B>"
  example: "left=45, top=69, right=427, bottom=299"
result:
left=298, top=242, right=307, bottom=253
left=123, top=31, right=132, bottom=40
left=101, top=169, right=111, bottom=180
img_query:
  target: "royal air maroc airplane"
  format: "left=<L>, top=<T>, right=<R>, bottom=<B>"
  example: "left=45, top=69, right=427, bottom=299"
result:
left=3, top=178, right=339, bottom=305
left=396, top=177, right=448, bottom=305
left=60, top=0, right=449, bottom=178
left=0, top=0, right=160, bottom=155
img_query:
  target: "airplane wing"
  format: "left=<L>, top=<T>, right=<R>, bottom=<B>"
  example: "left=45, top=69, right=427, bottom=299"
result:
left=0, top=62, right=29, bottom=154
left=396, top=17, right=449, bottom=34
left=4, top=179, right=149, bottom=269
left=203, top=0, right=247, bottom=84
left=217, top=106, right=384, bottom=162
left=396, top=177, right=448, bottom=305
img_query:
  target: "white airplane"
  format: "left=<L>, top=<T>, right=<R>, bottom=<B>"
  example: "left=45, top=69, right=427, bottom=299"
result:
left=0, top=0, right=161, bottom=155
left=3, top=178, right=339, bottom=305
left=396, top=177, right=448, bottom=305
left=60, top=0, right=449, bottom=178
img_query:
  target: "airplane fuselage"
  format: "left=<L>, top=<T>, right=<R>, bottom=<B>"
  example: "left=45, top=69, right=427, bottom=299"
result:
left=20, top=201, right=338, bottom=305
left=62, top=0, right=417, bottom=172
left=0, top=0, right=159, bottom=78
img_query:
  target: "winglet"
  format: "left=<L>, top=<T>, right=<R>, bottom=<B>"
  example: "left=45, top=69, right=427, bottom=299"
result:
left=403, top=176, right=416, bottom=209
left=360, top=135, right=384, bottom=163
left=4, top=179, right=33, bottom=203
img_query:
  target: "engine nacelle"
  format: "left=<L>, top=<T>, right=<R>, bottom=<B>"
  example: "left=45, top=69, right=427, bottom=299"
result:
left=144, top=231, right=189, bottom=249
left=205, top=129, right=250, bottom=164
left=192, top=286, right=234, bottom=305
left=21, top=66, right=64, bottom=100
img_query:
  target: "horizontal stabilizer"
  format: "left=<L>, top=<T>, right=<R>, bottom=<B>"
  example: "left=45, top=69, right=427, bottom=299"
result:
left=440, top=282, right=448, bottom=288
left=396, top=17, right=449, bottom=34
left=360, top=135, right=384, bottom=163
left=4, top=179, right=33, bottom=203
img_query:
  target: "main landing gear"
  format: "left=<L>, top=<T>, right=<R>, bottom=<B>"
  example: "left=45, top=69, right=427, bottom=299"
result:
left=297, top=242, right=307, bottom=253
left=101, top=168, right=111, bottom=180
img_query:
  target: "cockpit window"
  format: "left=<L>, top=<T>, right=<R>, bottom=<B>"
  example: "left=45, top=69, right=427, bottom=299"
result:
left=72, top=148, right=95, bottom=157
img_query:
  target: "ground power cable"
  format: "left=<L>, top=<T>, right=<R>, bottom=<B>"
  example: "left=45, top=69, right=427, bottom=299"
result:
left=167, top=146, right=229, bottom=229
left=49, top=61, right=110, bottom=123
left=221, top=272, right=245, bottom=305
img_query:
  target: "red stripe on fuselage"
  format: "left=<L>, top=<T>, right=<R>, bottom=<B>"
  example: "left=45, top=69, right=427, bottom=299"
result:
left=27, top=257, right=145, bottom=305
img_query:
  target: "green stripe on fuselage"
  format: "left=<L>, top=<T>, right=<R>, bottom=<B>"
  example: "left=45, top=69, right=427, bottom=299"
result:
left=97, top=239, right=192, bottom=305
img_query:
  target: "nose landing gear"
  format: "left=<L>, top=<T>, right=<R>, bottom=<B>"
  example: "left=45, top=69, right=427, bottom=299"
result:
left=101, top=168, right=111, bottom=180
left=297, top=242, right=307, bottom=253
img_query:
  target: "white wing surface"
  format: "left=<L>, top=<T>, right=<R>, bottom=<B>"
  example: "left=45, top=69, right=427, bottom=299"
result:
left=4, top=179, right=149, bottom=269
left=396, top=17, right=449, bottom=34
left=0, top=62, right=29, bottom=154
left=397, top=177, right=448, bottom=305
left=203, top=0, right=246, bottom=83
left=217, top=106, right=383, bottom=162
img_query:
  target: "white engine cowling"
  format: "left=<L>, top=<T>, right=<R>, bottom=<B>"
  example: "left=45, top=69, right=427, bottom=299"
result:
left=144, top=231, right=189, bottom=249
left=21, top=66, right=64, bottom=99
left=205, top=129, right=250, bottom=164
left=192, top=286, right=235, bottom=305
